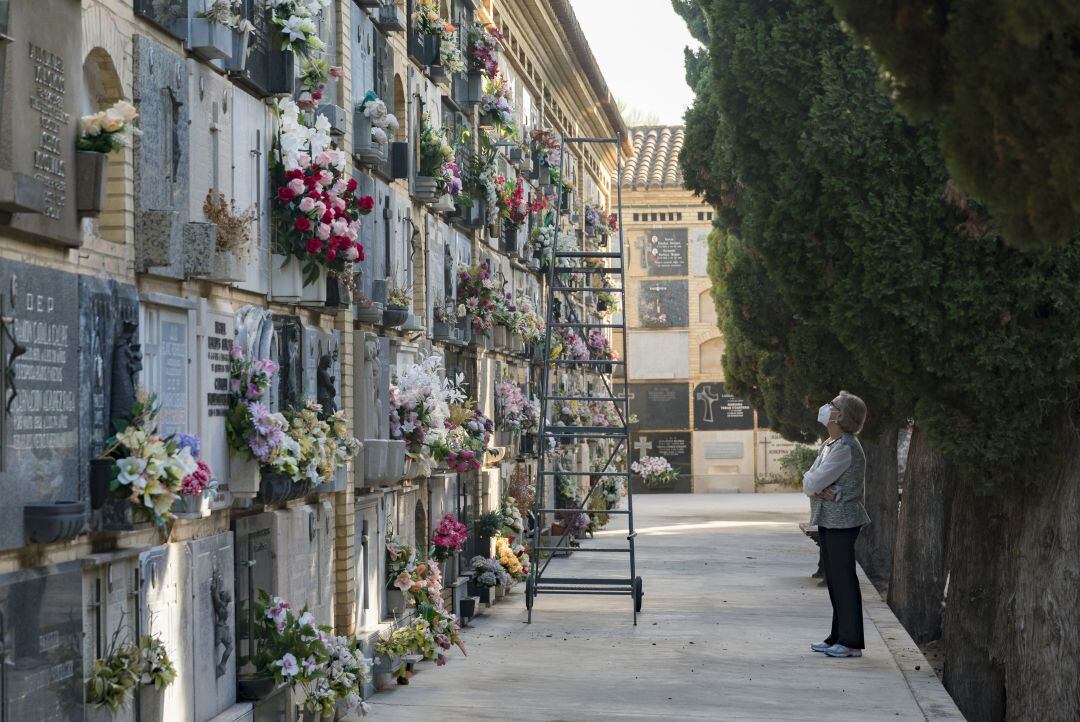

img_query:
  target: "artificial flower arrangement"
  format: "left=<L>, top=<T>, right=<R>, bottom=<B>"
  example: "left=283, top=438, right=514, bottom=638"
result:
left=479, top=74, right=516, bottom=135
left=631, top=455, right=679, bottom=488
left=86, top=630, right=176, bottom=711
left=641, top=307, right=669, bottom=327
left=284, top=402, right=359, bottom=487
left=500, top=495, right=525, bottom=537
left=97, top=392, right=198, bottom=527
left=596, top=289, right=619, bottom=317
left=196, top=0, right=256, bottom=32
left=431, top=513, right=468, bottom=561
left=418, top=114, right=463, bottom=196
left=550, top=326, right=590, bottom=361
left=467, top=22, right=503, bottom=77
left=296, top=58, right=342, bottom=109
left=456, top=261, right=499, bottom=334
left=510, top=293, right=545, bottom=343
left=251, top=591, right=371, bottom=717
left=356, top=90, right=400, bottom=145
left=495, top=174, right=528, bottom=229
left=469, top=555, right=512, bottom=589
left=389, top=355, right=465, bottom=477
left=587, top=328, right=618, bottom=361
left=386, top=281, right=412, bottom=309
left=384, top=532, right=467, bottom=667
left=78, top=100, right=139, bottom=153
left=174, top=434, right=218, bottom=500
left=443, top=402, right=494, bottom=473
left=225, top=347, right=302, bottom=480
left=495, top=535, right=529, bottom=582
left=411, top=0, right=465, bottom=72
left=531, top=127, right=561, bottom=169
left=374, top=618, right=443, bottom=680
left=271, top=98, right=374, bottom=288
left=458, top=133, right=501, bottom=224
left=583, top=204, right=602, bottom=234
left=495, top=381, right=540, bottom=432
left=268, top=0, right=328, bottom=55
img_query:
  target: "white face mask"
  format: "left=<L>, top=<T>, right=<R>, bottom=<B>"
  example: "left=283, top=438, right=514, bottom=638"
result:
left=817, top=403, right=833, bottom=427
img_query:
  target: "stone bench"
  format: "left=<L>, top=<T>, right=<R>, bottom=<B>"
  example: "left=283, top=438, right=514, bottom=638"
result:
left=799, top=522, right=826, bottom=583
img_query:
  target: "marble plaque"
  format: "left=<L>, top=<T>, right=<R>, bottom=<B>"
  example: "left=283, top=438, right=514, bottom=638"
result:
left=188, top=532, right=237, bottom=720
left=640, top=227, right=688, bottom=276
left=0, top=561, right=83, bottom=721
left=630, top=431, right=692, bottom=494
left=197, top=299, right=234, bottom=480
left=230, top=92, right=270, bottom=295
left=704, top=441, right=744, bottom=459
left=139, top=546, right=187, bottom=719
left=232, top=513, right=274, bottom=673
left=141, top=303, right=192, bottom=437
left=626, top=382, right=690, bottom=431
left=0, top=261, right=81, bottom=549
left=353, top=498, right=381, bottom=631
left=0, top=0, right=82, bottom=246
left=133, top=35, right=190, bottom=277
left=694, top=382, right=755, bottom=431
left=637, top=279, right=688, bottom=327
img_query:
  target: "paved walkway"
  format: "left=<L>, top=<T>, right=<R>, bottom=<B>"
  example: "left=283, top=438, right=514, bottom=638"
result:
left=366, top=494, right=963, bottom=721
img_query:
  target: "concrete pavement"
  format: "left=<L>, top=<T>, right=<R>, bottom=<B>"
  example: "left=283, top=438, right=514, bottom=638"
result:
left=365, top=494, right=963, bottom=721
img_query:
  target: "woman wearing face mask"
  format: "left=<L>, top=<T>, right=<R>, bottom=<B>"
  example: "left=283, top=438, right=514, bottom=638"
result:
left=802, top=390, right=870, bottom=658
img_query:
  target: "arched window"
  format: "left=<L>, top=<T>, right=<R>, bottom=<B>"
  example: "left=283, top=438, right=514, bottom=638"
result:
left=700, top=337, right=725, bottom=375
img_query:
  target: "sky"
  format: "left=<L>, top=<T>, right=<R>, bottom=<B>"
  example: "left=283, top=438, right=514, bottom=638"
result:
left=570, top=0, right=699, bottom=126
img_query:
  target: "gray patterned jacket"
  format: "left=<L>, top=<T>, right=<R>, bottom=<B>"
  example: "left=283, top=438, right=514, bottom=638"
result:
left=808, top=435, right=871, bottom=529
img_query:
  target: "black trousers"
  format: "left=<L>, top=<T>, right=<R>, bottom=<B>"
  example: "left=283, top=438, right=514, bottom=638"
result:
left=819, top=525, right=864, bottom=649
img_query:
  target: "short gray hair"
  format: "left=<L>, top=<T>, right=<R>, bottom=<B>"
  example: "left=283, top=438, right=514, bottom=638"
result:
left=833, top=391, right=867, bottom=434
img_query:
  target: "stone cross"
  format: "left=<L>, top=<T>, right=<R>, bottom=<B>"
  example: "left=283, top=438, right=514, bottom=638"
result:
left=696, top=384, right=720, bottom=423
left=634, top=436, right=652, bottom=457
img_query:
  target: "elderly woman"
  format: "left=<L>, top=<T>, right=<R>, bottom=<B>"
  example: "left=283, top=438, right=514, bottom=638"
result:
left=802, top=391, right=870, bottom=658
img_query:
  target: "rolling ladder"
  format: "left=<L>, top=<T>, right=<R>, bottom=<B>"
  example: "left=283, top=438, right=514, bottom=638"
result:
left=527, top=134, right=643, bottom=624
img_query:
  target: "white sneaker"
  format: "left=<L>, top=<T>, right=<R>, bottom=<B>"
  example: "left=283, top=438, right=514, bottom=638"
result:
left=810, top=641, right=831, bottom=653
left=823, top=644, right=862, bottom=658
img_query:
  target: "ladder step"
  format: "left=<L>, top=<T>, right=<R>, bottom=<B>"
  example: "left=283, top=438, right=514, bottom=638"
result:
left=552, top=267, right=623, bottom=274
left=532, top=589, right=630, bottom=596
left=536, top=508, right=631, bottom=514
left=551, top=287, right=625, bottom=292
left=538, top=577, right=634, bottom=585
left=538, top=470, right=630, bottom=476
left=554, top=251, right=622, bottom=258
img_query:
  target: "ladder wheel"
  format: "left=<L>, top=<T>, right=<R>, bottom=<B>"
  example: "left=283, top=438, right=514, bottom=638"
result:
left=633, top=576, right=643, bottom=613
left=526, top=577, right=535, bottom=610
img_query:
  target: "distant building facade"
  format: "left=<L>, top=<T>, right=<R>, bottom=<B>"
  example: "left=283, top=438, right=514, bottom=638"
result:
left=619, top=126, right=786, bottom=492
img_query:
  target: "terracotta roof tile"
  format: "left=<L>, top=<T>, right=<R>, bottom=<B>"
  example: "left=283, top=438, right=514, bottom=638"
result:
left=623, top=125, right=685, bottom=190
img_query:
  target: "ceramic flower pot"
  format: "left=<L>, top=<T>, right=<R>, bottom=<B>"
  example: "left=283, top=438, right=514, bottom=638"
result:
left=355, top=301, right=383, bottom=325
left=381, top=305, right=409, bottom=327
left=413, top=176, right=439, bottom=201
left=76, top=151, right=109, bottom=217
left=189, top=18, right=234, bottom=61
left=23, top=501, right=88, bottom=545
left=207, top=248, right=247, bottom=283
left=237, top=676, right=277, bottom=702
left=255, top=471, right=294, bottom=505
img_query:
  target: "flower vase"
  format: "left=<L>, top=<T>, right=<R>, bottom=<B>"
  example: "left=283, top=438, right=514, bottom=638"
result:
left=172, top=492, right=211, bottom=519
left=381, top=305, right=409, bottom=327
left=228, top=453, right=261, bottom=499
left=356, top=301, right=383, bottom=325
left=188, top=18, right=234, bottom=61
left=224, top=25, right=253, bottom=72
left=300, top=264, right=329, bottom=307
left=208, top=248, right=246, bottom=283
left=76, top=151, right=109, bottom=217
left=414, top=176, right=439, bottom=201
left=23, top=501, right=88, bottom=545
left=237, top=676, right=277, bottom=702
left=492, top=325, right=509, bottom=351
left=89, top=458, right=115, bottom=510
left=270, top=254, right=303, bottom=303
